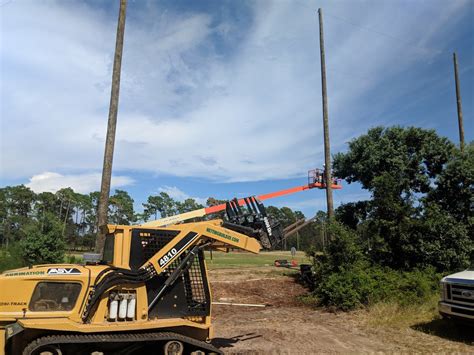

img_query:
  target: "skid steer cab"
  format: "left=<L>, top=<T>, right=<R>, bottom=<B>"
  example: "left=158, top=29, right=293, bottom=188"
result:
left=0, top=201, right=282, bottom=355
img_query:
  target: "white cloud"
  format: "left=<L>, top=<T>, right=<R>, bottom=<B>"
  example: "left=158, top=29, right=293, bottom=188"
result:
left=157, top=185, right=207, bottom=205
left=1, top=0, right=470, bottom=184
left=26, top=172, right=134, bottom=194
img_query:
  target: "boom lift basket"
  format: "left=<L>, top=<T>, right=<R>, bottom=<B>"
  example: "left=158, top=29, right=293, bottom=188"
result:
left=308, top=168, right=341, bottom=188
left=223, top=196, right=283, bottom=249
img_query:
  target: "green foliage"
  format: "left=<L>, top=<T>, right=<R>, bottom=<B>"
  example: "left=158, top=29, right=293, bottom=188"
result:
left=266, top=206, right=298, bottom=228
left=19, top=212, right=65, bottom=265
left=0, top=244, right=24, bottom=272
left=334, top=201, right=369, bottom=230
left=142, top=193, right=205, bottom=222
left=65, top=254, right=82, bottom=264
left=427, top=142, right=474, bottom=223
left=333, top=126, right=454, bottom=194
left=206, top=197, right=226, bottom=207
left=177, top=198, right=204, bottom=214
left=142, top=192, right=177, bottom=220
left=109, top=190, right=136, bottom=225
left=0, top=185, right=36, bottom=247
left=333, top=126, right=472, bottom=272
left=266, top=206, right=322, bottom=251
left=310, top=127, right=472, bottom=311
left=405, top=204, right=472, bottom=271
left=325, top=222, right=366, bottom=270
left=310, top=222, right=441, bottom=311
left=316, top=266, right=375, bottom=311
left=315, top=265, right=440, bottom=311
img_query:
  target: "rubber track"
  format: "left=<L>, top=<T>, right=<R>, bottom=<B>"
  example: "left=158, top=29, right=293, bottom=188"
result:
left=22, top=331, right=222, bottom=355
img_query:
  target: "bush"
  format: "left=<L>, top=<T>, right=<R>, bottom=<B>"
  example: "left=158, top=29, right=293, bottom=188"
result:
left=316, top=266, right=374, bottom=311
left=314, top=265, right=441, bottom=311
left=325, top=222, right=367, bottom=271
left=309, top=221, right=441, bottom=311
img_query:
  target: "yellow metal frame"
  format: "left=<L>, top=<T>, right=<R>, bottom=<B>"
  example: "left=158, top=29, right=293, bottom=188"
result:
left=0, top=219, right=262, bottom=354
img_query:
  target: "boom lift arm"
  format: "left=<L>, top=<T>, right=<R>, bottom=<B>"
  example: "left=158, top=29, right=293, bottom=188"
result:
left=141, top=168, right=341, bottom=228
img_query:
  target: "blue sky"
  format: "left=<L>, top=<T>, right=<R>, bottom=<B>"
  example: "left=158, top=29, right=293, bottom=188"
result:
left=1, top=0, right=472, bottom=218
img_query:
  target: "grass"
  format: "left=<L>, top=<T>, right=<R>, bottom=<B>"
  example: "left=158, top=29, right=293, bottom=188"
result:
left=363, top=293, right=439, bottom=329
left=204, top=250, right=310, bottom=269
left=63, top=250, right=309, bottom=270
left=361, top=294, right=473, bottom=346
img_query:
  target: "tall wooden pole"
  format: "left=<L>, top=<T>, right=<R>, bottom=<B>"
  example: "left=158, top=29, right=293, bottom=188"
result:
left=95, top=0, right=127, bottom=253
left=318, top=8, right=334, bottom=220
left=453, top=52, right=465, bottom=153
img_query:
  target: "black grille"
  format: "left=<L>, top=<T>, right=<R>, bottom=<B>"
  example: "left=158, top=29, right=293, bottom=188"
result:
left=453, top=297, right=474, bottom=304
left=167, top=249, right=209, bottom=315
left=141, top=230, right=179, bottom=261
left=445, top=282, right=474, bottom=308
left=146, top=248, right=210, bottom=318
left=130, top=229, right=179, bottom=269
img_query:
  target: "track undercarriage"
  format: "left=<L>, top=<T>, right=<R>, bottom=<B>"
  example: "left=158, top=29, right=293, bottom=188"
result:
left=23, top=332, right=221, bottom=355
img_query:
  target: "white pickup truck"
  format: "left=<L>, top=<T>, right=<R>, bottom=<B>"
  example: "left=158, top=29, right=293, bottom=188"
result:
left=439, top=267, right=474, bottom=323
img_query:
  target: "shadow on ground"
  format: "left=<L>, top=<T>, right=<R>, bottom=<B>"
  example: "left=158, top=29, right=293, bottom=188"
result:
left=411, top=318, right=474, bottom=345
left=212, top=333, right=262, bottom=349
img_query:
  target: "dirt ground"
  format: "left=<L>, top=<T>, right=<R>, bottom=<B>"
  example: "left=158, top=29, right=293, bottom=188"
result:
left=209, top=267, right=474, bottom=354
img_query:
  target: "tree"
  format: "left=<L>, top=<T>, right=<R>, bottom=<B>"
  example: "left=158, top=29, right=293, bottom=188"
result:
left=206, top=197, right=226, bottom=207
left=177, top=198, right=204, bottom=214
left=86, top=192, right=100, bottom=235
left=55, top=187, right=76, bottom=237
left=0, top=185, right=36, bottom=247
left=333, top=126, right=471, bottom=271
left=142, top=196, right=160, bottom=221
left=335, top=201, right=370, bottom=230
left=142, top=192, right=180, bottom=221
left=333, top=126, right=454, bottom=196
left=35, top=191, right=58, bottom=235
left=404, top=204, right=471, bottom=271
left=20, top=212, right=65, bottom=265
left=265, top=205, right=319, bottom=250
left=205, top=197, right=227, bottom=220
left=155, top=192, right=178, bottom=218
left=109, top=190, right=136, bottom=225
left=427, top=142, right=473, bottom=223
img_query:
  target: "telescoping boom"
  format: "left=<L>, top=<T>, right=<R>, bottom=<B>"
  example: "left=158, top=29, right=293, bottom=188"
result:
left=141, top=168, right=341, bottom=228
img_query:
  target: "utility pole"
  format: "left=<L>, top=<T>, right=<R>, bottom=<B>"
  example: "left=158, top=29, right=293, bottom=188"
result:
left=95, top=0, right=127, bottom=254
left=453, top=52, right=465, bottom=153
left=318, top=8, right=334, bottom=221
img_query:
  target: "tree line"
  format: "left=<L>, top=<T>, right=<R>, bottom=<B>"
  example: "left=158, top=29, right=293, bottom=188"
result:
left=0, top=183, right=316, bottom=268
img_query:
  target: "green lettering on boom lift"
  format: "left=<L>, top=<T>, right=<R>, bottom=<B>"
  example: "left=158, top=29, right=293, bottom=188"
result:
left=206, top=228, right=240, bottom=243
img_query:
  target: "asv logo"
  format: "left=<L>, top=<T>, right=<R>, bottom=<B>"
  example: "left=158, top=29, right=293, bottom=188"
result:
left=47, top=268, right=81, bottom=275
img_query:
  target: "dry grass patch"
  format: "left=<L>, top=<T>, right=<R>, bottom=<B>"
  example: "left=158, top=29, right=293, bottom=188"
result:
left=364, top=294, right=439, bottom=329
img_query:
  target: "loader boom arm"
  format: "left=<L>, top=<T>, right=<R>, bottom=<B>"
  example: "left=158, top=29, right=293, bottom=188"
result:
left=144, top=220, right=261, bottom=275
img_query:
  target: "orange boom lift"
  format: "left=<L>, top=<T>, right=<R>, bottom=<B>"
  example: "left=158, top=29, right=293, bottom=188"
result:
left=141, top=168, right=341, bottom=229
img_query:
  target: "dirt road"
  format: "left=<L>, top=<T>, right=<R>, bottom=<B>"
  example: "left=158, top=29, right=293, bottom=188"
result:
left=209, top=268, right=473, bottom=354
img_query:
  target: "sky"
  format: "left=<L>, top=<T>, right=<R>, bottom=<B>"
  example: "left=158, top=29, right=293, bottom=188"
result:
left=0, top=0, right=473, bottom=218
